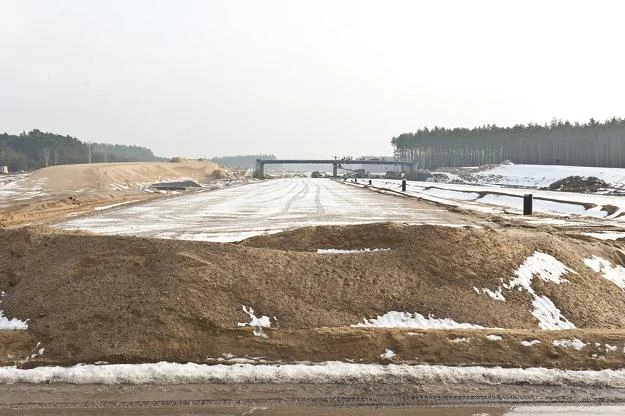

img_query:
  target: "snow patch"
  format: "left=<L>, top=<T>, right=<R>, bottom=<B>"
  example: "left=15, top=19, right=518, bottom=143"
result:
left=582, top=232, right=625, bottom=241
left=486, top=335, right=502, bottom=341
left=316, top=248, right=390, bottom=254
left=450, top=337, right=470, bottom=343
left=237, top=306, right=271, bottom=337
left=553, top=338, right=586, bottom=350
left=479, top=287, right=506, bottom=301
left=521, top=340, right=541, bottom=347
left=380, top=349, right=396, bottom=359
left=583, top=256, right=625, bottom=290
left=7, top=361, right=625, bottom=386
left=0, top=311, right=28, bottom=331
left=503, top=252, right=576, bottom=330
left=352, top=311, right=485, bottom=329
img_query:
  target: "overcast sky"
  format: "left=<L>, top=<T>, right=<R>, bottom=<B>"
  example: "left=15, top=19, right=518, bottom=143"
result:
left=2, top=1, right=624, bottom=159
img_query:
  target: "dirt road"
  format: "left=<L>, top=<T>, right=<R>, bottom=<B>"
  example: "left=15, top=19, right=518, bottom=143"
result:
left=2, top=383, right=625, bottom=415
left=56, top=178, right=482, bottom=241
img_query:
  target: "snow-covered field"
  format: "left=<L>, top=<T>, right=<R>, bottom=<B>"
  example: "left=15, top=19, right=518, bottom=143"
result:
left=369, top=178, right=625, bottom=221
left=443, top=163, right=625, bottom=189
left=374, top=163, right=625, bottom=221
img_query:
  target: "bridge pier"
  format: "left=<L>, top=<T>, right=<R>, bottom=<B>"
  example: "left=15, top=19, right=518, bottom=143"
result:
left=332, top=163, right=338, bottom=177
left=254, top=159, right=264, bottom=179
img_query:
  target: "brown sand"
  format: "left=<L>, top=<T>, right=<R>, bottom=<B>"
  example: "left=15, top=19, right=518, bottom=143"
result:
left=2, top=223, right=625, bottom=368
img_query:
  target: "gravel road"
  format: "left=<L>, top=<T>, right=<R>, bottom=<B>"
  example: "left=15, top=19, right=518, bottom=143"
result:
left=2, top=383, right=625, bottom=415
left=57, top=178, right=480, bottom=241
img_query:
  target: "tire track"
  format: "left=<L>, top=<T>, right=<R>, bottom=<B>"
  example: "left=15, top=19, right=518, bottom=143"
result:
left=277, top=180, right=309, bottom=216
left=314, top=183, right=325, bottom=215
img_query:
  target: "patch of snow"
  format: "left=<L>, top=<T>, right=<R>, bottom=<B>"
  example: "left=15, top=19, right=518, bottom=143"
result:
left=486, top=335, right=503, bottom=341
left=479, top=287, right=506, bottom=301
left=7, top=361, right=625, bottom=387
left=380, top=349, right=396, bottom=359
left=521, top=340, right=541, bottom=347
left=503, top=252, right=576, bottom=330
left=583, top=256, right=625, bottom=290
left=0, top=311, right=28, bottom=331
left=553, top=338, right=587, bottom=350
left=316, top=248, right=390, bottom=254
left=353, top=311, right=486, bottom=329
left=474, top=163, right=625, bottom=189
left=531, top=295, right=575, bottom=330
left=606, top=344, right=618, bottom=352
left=450, top=337, right=470, bottom=343
left=237, top=306, right=271, bottom=338
left=582, top=232, right=625, bottom=240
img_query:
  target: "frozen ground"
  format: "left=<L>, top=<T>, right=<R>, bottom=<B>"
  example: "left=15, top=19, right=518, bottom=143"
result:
left=56, top=178, right=476, bottom=241
left=368, top=178, right=625, bottom=221
left=464, top=163, right=625, bottom=188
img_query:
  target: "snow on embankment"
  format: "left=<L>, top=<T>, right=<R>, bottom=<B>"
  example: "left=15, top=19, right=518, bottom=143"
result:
left=368, top=178, right=622, bottom=219
left=353, top=311, right=486, bottom=329
left=0, top=292, right=27, bottom=331
left=361, top=252, right=578, bottom=331
left=7, top=361, right=625, bottom=386
left=469, top=163, right=625, bottom=189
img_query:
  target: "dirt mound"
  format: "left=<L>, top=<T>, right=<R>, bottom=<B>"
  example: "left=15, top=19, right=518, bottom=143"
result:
left=24, top=160, right=223, bottom=193
left=548, top=176, right=609, bottom=193
left=0, top=161, right=232, bottom=227
left=2, top=223, right=625, bottom=367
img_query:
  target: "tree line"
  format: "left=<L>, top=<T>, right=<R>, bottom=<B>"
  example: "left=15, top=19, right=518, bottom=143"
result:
left=391, top=118, right=625, bottom=170
left=0, top=129, right=160, bottom=171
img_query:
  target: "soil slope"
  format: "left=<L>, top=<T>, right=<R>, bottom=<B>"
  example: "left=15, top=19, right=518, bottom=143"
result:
left=0, top=161, right=228, bottom=226
left=2, top=223, right=625, bottom=367
left=23, top=160, right=223, bottom=192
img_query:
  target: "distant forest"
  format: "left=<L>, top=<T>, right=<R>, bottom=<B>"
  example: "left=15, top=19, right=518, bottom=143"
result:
left=392, top=118, right=625, bottom=169
left=0, top=129, right=159, bottom=171
left=210, top=154, right=276, bottom=169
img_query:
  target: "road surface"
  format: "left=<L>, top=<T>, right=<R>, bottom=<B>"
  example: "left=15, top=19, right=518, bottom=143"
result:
left=2, top=383, right=625, bottom=415
left=57, top=178, right=479, bottom=241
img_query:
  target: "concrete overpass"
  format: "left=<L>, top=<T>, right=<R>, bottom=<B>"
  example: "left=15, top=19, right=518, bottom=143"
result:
left=254, top=159, right=418, bottom=179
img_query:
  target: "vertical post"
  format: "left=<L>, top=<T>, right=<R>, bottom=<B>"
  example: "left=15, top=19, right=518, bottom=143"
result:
left=254, top=159, right=265, bottom=179
left=401, top=179, right=407, bottom=192
left=523, top=194, right=533, bottom=215
left=332, top=163, right=338, bottom=178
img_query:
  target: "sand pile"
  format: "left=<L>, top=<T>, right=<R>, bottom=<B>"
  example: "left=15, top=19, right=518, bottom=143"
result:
left=23, top=160, right=223, bottom=192
left=2, top=223, right=625, bottom=367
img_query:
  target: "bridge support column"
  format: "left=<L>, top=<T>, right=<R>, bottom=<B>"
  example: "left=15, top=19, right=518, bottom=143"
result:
left=332, top=163, right=338, bottom=177
left=254, top=159, right=265, bottom=179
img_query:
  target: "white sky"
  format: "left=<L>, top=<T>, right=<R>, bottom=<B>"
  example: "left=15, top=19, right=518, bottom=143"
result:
left=1, top=0, right=624, bottom=159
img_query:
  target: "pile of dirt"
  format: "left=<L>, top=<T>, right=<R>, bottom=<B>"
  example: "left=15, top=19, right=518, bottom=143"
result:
left=0, top=161, right=233, bottom=227
left=548, top=176, right=610, bottom=193
left=2, top=223, right=625, bottom=367
left=23, top=160, right=224, bottom=192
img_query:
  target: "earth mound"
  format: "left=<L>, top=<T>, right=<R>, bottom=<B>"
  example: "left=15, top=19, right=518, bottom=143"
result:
left=548, top=176, right=609, bottom=193
left=23, top=160, right=224, bottom=192
left=2, top=223, right=625, bottom=367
